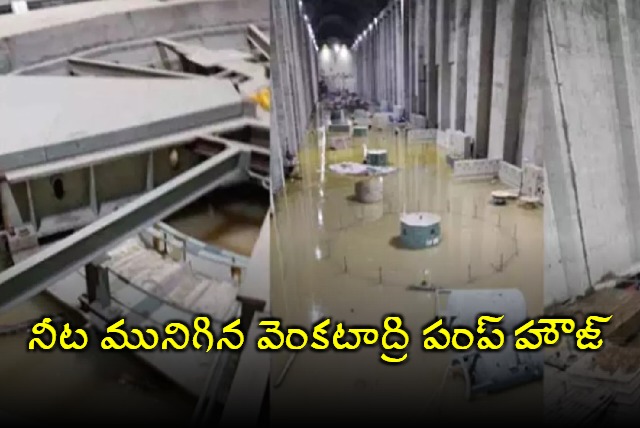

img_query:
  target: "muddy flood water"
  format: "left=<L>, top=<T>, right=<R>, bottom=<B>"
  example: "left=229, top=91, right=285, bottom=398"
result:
left=270, top=125, right=544, bottom=424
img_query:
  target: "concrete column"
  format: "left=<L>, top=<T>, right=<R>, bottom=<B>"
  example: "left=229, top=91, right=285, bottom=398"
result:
left=403, top=0, right=413, bottom=112
left=425, top=0, right=438, bottom=127
left=280, top=0, right=300, bottom=152
left=488, top=0, right=530, bottom=163
left=85, top=263, right=111, bottom=309
left=355, top=46, right=360, bottom=95
left=387, top=6, right=400, bottom=107
left=362, top=35, right=367, bottom=101
left=465, top=0, right=496, bottom=158
left=367, top=34, right=373, bottom=102
left=368, top=29, right=374, bottom=102
left=436, top=0, right=451, bottom=129
left=371, top=26, right=376, bottom=103
left=370, top=17, right=384, bottom=103
left=519, top=0, right=544, bottom=167
left=451, top=0, right=470, bottom=131
left=404, top=0, right=410, bottom=112
left=296, top=11, right=310, bottom=121
left=542, top=4, right=591, bottom=302
left=310, top=38, right=319, bottom=105
left=381, top=9, right=387, bottom=106
left=609, top=0, right=640, bottom=261
left=415, top=0, right=427, bottom=114
left=361, top=38, right=366, bottom=100
left=270, top=0, right=294, bottom=192
left=386, top=10, right=393, bottom=106
left=543, top=0, right=637, bottom=300
left=359, top=46, right=364, bottom=96
left=377, top=20, right=383, bottom=104
left=0, top=182, right=23, bottom=229
left=291, top=2, right=307, bottom=132
left=395, top=0, right=409, bottom=107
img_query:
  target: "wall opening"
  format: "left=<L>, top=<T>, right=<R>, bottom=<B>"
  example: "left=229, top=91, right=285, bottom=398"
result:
left=51, top=176, right=65, bottom=200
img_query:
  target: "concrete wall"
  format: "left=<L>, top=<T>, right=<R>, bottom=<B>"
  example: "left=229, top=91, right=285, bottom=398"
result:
left=543, top=0, right=640, bottom=305
left=318, top=43, right=355, bottom=92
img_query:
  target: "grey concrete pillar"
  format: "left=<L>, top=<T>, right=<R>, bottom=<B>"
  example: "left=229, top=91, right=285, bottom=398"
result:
left=452, top=0, right=470, bottom=131
left=425, top=0, right=438, bottom=127
left=519, top=0, right=544, bottom=167
left=270, top=0, right=293, bottom=192
left=295, top=12, right=309, bottom=122
left=396, top=2, right=404, bottom=107
left=385, top=10, right=392, bottom=106
left=415, top=0, right=426, bottom=115
left=436, top=0, right=451, bottom=130
left=404, top=0, right=413, bottom=113
left=376, top=20, right=382, bottom=104
left=368, top=34, right=372, bottom=101
left=609, top=0, right=640, bottom=261
left=85, top=263, right=111, bottom=309
left=371, top=26, right=376, bottom=103
left=310, top=38, right=319, bottom=106
left=0, top=182, right=23, bottom=229
left=488, top=0, right=530, bottom=164
left=391, top=4, right=396, bottom=105
left=289, top=2, right=306, bottom=135
left=465, top=0, right=496, bottom=158
left=383, top=5, right=389, bottom=105
left=362, top=35, right=367, bottom=101
left=542, top=6, right=591, bottom=302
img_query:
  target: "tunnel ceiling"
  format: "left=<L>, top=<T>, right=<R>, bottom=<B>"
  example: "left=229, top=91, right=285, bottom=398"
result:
left=302, top=0, right=389, bottom=47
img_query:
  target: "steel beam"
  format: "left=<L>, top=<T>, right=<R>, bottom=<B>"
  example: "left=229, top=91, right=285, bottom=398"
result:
left=189, top=135, right=269, bottom=179
left=67, top=57, right=197, bottom=79
left=247, top=24, right=270, bottom=60
left=0, top=148, right=250, bottom=313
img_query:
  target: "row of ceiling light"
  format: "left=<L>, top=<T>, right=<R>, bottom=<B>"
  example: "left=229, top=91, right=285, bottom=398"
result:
left=351, top=2, right=396, bottom=50
left=299, top=0, right=319, bottom=52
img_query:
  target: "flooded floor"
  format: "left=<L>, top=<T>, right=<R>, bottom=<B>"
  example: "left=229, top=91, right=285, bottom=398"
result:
left=270, top=126, right=544, bottom=424
left=167, top=182, right=270, bottom=257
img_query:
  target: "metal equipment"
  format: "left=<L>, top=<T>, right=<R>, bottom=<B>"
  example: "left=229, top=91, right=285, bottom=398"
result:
left=400, top=212, right=442, bottom=249
left=433, top=289, right=543, bottom=400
